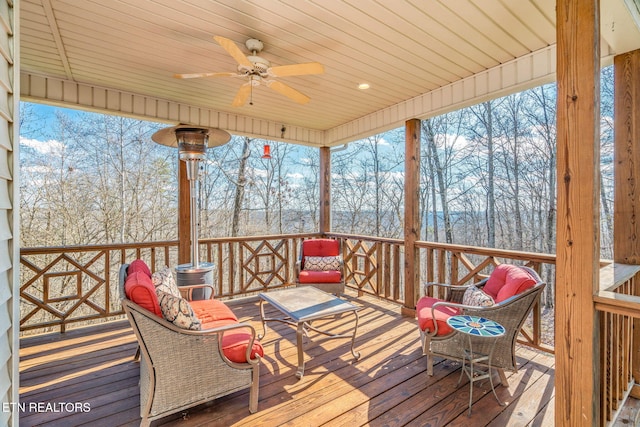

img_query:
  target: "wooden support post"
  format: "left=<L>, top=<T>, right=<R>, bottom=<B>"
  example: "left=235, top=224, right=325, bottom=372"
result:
left=556, top=1, right=600, bottom=425
left=402, top=119, right=420, bottom=317
left=319, top=146, right=331, bottom=234
left=178, top=158, right=191, bottom=265
left=613, top=49, right=640, bottom=384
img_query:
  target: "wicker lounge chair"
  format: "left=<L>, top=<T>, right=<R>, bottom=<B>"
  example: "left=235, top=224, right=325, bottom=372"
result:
left=416, top=264, right=546, bottom=386
left=295, top=238, right=345, bottom=295
left=119, top=263, right=261, bottom=426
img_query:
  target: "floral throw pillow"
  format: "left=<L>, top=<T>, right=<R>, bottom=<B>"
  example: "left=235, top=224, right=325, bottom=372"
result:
left=304, top=255, right=342, bottom=271
left=157, top=291, right=202, bottom=330
left=152, top=266, right=181, bottom=297
left=462, top=286, right=495, bottom=307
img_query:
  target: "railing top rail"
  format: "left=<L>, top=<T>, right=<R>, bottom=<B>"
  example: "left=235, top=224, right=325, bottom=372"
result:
left=324, top=232, right=404, bottom=245
left=20, top=233, right=323, bottom=255
left=21, top=240, right=180, bottom=254
left=200, top=232, right=322, bottom=244
left=414, top=240, right=557, bottom=264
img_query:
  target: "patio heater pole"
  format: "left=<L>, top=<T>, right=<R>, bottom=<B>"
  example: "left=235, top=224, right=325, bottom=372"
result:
left=152, top=125, right=231, bottom=299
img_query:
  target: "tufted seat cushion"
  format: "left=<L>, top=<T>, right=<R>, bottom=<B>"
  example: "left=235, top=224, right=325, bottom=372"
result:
left=299, top=270, right=342, bottom=283
left=190, top=299, right=238, bottom=323
left=416, top=296, right=461, bottom=336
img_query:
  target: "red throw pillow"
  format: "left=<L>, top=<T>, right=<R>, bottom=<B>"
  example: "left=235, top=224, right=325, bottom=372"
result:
left=128, top=259, right=152, bottom=278
left=496, top=267, right=537, bottom=302
left=125, top=271, right=162, bottom=317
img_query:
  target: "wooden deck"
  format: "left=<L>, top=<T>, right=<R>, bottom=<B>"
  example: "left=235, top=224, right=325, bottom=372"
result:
left=19, top=292, right=556, bottom=426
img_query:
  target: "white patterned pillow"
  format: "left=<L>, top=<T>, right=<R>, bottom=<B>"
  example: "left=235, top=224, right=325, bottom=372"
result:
left=304, top=255, right=342, bottom=271
left=462, top=286, right=495, bottom=307
left=152, top=266, right=181, bottom=297
left=157, top=291, right=201, bottom=330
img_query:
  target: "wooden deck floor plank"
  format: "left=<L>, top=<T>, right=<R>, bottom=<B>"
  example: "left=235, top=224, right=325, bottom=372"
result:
left=19, top=328, right=136, bottom=361
left=20, top=334, right=138, bottom=371
left=254, top=305, right=409, bottom=389
left=289, top=354, right=455, bottom=427
left=20, top=378, right=140, bottom=426
left=22, top=361, right=139, bottom=401
left=20, top=353, right=138, bottom=393
left=485, top=360, right=556, bottom=427
left=176, top=315, right=421, bottom=426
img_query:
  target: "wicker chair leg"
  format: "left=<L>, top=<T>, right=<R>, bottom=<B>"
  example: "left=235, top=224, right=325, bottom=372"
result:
left=420, top=332, right=435, bottom=376
left=133, top=345, right=140, bottom=362
left=498, top=368, right=509, bottom=387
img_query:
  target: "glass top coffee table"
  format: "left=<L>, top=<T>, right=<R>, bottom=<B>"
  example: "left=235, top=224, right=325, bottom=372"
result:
left=258, top=286, right=361, bottom=379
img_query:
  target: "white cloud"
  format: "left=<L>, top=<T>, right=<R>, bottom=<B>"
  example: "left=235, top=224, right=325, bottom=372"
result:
left=286, top=172, right=304, bottom=180
left=20, top=137, right=65, bottom=155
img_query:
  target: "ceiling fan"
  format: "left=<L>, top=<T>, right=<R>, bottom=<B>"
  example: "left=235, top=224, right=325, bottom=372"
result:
left=174, top=36, right=324, bottom=107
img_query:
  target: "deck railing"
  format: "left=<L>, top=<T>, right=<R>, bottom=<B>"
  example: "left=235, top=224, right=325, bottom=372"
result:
left=19, top=234, right=319, bottom=333
left=594, top=263, right=640, bottom=425
left=329, top=233, right=557, bottom=351
left=19, top=235, right=640, bottom=425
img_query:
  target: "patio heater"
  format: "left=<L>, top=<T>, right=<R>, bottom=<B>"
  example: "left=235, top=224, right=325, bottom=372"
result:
left=152, top=124, right=231, bottom=299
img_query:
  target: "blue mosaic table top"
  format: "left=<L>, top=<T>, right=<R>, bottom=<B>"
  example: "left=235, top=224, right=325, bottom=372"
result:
left=447, top=315, right=505, bottom=337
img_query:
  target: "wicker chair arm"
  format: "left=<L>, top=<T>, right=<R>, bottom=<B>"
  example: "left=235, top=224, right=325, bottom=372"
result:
left=178, top=283, right=215, bottom=301
left=190, top=321, right=260, bottom=365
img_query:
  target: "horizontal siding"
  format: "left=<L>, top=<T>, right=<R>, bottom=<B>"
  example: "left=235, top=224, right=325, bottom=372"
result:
left=2, top=0, right=14, bottom=425
left=19, top=73, right=328, bottom=147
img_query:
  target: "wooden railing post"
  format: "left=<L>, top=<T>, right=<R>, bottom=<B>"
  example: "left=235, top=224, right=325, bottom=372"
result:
left=613, top=49, right=640, bottom=395
left=319, top=147, right=331, bottom=234
left=403, top=119, right=420, bottom=316
left=556, top=0, right=601, bottom=424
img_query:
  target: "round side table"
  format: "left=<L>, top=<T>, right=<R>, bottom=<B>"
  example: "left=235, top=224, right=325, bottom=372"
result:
left=446, top=314, right=506, bottom=416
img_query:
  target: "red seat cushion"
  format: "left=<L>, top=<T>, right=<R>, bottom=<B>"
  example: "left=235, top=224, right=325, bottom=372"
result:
left=483, top=264, right=537, bottom=303
left=125, top=271, right=162, bottom=317
left=202, top=319, right=264, bottom=363
left=302, top=239, right=340, bottom=257
left=298, top=270, right=342, bottom=283
left=128, top=259, right=152, bottom=279
left=190, top=299, right=238, bottom=323
left=416, top=296, right=460, bottom=336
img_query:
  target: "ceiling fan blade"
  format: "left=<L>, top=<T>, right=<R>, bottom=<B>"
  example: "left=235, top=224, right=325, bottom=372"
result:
left=269, top=62, right=324, bottom=77
left=214, top=36, right=252, bottom=67
left=232, top=84, right=252, bottom=107
left=174, top=72, right=236, bottom=79
left=266, top=80, right=310, bottom=104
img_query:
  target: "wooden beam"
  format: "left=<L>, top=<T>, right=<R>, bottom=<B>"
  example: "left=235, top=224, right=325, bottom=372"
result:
left=178, top=159, right=191, bottom=265
left=403, top=119, right=420, bottom=316
left=319, top=147, right=331, bottom=234
left=555, top=0, right=601, bottom=425
left=613, top=48, right=640, bottom=388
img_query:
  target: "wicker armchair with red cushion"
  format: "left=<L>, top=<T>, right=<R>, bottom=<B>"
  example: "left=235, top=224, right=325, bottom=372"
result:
left=416, top=264, right=545, bottom=386
left=295, top=238, right=345, bottom=295
left=118, top=261, right=262, bottom=426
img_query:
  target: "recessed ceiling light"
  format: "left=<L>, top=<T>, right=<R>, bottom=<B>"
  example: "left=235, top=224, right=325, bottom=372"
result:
left=358, top=83, right=370, bottom=90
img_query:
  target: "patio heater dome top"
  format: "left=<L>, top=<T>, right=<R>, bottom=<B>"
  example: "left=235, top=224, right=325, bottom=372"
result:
left=151, top=124, right=231, bottom=148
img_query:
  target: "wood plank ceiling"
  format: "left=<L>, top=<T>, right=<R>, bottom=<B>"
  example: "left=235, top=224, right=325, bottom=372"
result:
left=19, top=0, right=640, bottom=146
